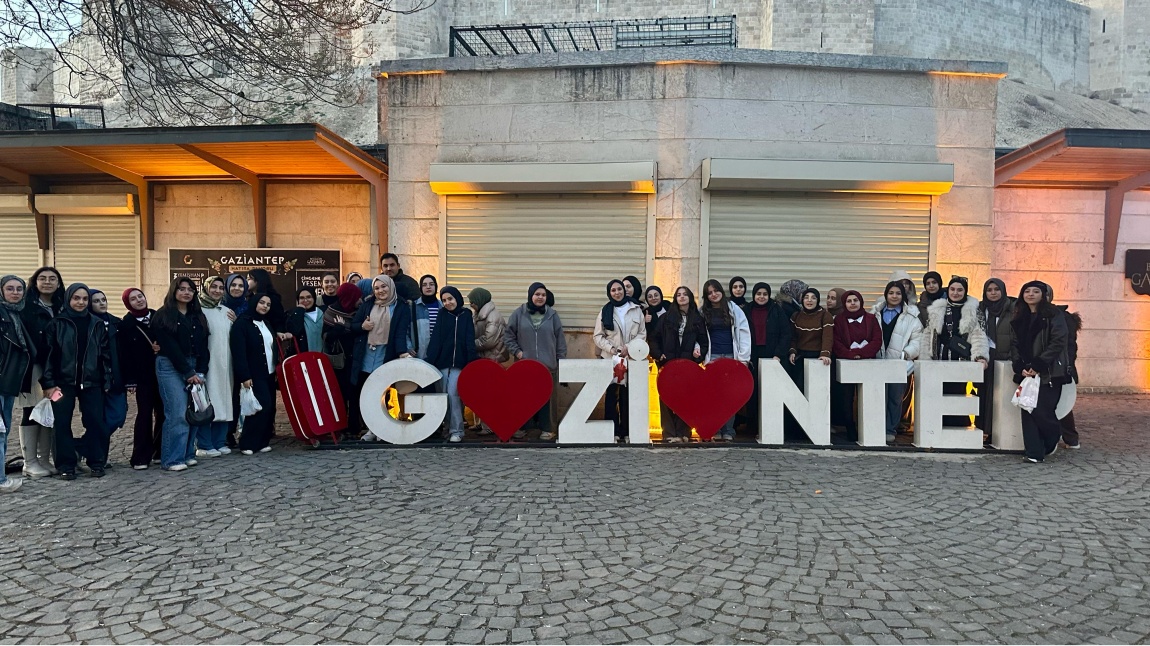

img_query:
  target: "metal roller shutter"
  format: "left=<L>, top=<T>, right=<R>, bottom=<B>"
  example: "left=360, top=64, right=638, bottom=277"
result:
left=0, top=215, right=41, bottom=282
left=52, top=216, right=140, bottom=316
left=446, top=194, right=648, bottom=329
left=708, top=192, right=931, bottom=306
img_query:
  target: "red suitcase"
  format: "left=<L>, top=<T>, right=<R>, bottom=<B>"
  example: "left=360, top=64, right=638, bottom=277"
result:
left=277, top=346, right=346, bottom=446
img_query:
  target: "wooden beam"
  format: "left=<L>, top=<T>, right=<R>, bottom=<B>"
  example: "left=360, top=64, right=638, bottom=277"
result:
left=994, top=139, right=1067, bottom=186
left=139, top=181, right=156, bottom=250
left=0, top=162, right=32, bottom=186
left=34, top=212, right=49, bottom=250
left=254, top=178, right=267, bottom=248
left=55, top=146, right=145, bottom=185
left=178, top=144, right=267, bottom=248
left=1103, top=170, right=1150, bottom=265
left=177, top=144, right=260, bottom=185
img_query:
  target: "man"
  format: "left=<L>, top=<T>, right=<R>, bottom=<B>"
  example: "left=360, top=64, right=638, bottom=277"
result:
left=380, top=253, right=420, bottom=303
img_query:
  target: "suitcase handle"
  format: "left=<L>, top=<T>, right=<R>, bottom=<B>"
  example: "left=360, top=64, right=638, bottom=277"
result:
left=279, top=336, right=302, bottom=362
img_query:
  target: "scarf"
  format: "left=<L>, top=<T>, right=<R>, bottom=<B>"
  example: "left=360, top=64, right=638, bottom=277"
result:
left=419, top=274, right=439, bottom=305
left=367, top=274, right=396, bottom=347
left=198, top=276, right=224, bottom=309
left=296, top=286, right=318, bottom=313
left=345, top=272, right=364, bottom=284
left=728, top=276, right=748, bottom=307
left=779, top=279, right=808, bottom=305
left=835, top=290, right=870, bottom=344
left=468, top=287, right=492, bottom=311
left=1, top=275, right=26, bottom=313
left=622, top=275, right=643, bottom=306
left=526, top=282, right=547, bottom=315
left=246, top=293, right=269, bottom=321
left=224, top=273, right=249, bottom=315
left=122, top=288, right=148, bottom=318
left=599, top=279, right=628, bottom=331
left=800, top=287, right=822, bottom=314
left=981, top=278, right=1008, bottom=316
left=87, top=289, right=115, bottom=324
left=63, top=283, right=91, bottom=320
left=922, top=271, right=944, bottom=302
left=439, top=286, right=466, bottom=318
left=827, top=288, right=847, bottom=318
left=336, top=283, right=361, bottom=312
left=321, top=293, right=339, bottom=308
left=356, top=278, right=374, bottom=299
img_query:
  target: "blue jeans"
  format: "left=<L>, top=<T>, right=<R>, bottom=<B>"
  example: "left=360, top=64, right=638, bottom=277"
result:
left=196, top=421, right=230, bottom=451
left=439, top=368, right=463, bottom=436
left=1, top=395, right=13, bottom=485
left=886, top=383, right=906, bottom=436
left=156, top=356, right=201, bottom=468
left=708, top=353, right=737, bottom=438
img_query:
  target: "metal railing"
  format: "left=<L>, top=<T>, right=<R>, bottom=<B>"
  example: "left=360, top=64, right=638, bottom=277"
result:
left=449, top=15, right=737, bottom=57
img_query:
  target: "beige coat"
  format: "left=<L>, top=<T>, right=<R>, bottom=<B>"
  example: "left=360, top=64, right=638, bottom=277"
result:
left=473, top=301, right=509, bottom=362
left=592, top=303, right=647, bottom=359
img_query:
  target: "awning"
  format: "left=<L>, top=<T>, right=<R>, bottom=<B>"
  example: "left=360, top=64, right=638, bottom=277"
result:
left=0, top=123, right=389, bottom=250
left=429, top=161, right=657, bottom=194
left=702, top=158, right=954, bottom=195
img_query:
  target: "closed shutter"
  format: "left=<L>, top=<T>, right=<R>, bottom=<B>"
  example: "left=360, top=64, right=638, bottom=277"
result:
left=52, top=216, right=140, bottom=316
left=446, top=194, right=648, bottom=329
left=0, top=215, right=41, bottom=281
left=708, top=192, right=931, bottom=306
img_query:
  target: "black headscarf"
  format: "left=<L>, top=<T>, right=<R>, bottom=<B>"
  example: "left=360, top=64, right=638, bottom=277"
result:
left=981, top=278, right=1008, bottom=316
left=246, top=293, right=270, bottom=322
left=63, top=283, right=91, bottom=320
left=729, top=276, right=748, bottom=307
left=599, top=279, right=628, bottom=331
left=644, top=286, right=670, bottom=315
left=439, top=286, right=466, bottom=316
left=622, top=276, right=643, bottom=306
left=749, top=282, right=773, bottom=310
left=420, top=274, right=439, bottom=305
left=295, top=286, right=318, bottom=313
left=88, top=288, right=115, bottom=324
left=947, top=276, right=969, bottom=305
left=800, top=287, right=822, bottom=314
left=526, top=282, right=547, bottom=315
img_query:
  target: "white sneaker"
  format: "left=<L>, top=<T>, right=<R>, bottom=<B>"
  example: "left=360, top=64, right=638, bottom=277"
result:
left=185, top=458, right=198, bottom=467
left=0, top=477, right=23, bottom=493
left=512, top=429, right=527, bottom=440
left=132, top=464, right=149, bottom=471
left=539, top=431, right=556, bottom=441
left=259, top=446, right=272, bottom=453
left=241, top=449, right=254, bottom=455
left=1064, top=442, right=1081, bottom=450
left=360, top=432, right=377, bottom=442
left=165, top=464, right=188, bottom=472
left=196, top=449, right=221, bottom=458
left=217, top=447, right=232, bottom=455
left=448, top=434, right=463, bottom=443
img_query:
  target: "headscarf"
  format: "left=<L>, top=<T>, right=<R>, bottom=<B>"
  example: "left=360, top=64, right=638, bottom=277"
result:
left=122, top=288, right=149, bottom=318
left=246, top=293, right=270, bottom=322
left=526, top=282, right=547, bottom=315
left=198, top=276, right=224, bottom=309
left=345, top=272, right=364, bottom=284
left=468, top=287, right=492, bottom=311
left=622, top=276, right=643, bottom=306
left=336, top=283, right=361, bottom=312
left=827, top=288, right=847, bottom=318
left=947, top=276, right=969, bottom=304
left=419, top=274, right=439, bottom=305
left=224, top=273, right=249, bottom=315
left=599, top=279, right=629, bottom=331
left=356, top=278, right=374, bottom=299
left=1, top=275, right=27, bottom=313
left=923, top=271, right=945, bottom=304
left=87, top=288, right=114, bottom=323
left=838, top=290, right=865, bottom=316
left=644, top=286, right=669, bottom=315
left=981, top=278, right=1008, bottom=316
left=800, top=287, right=822, bottom=314
left=728, top=276, right=748, bottom=307
left=296, top=286, right=318, bottom=313
left=63, top=283, right=91, bottom=319
left=439, top=286, right=466, bottom=316
left=779, top=279, right=808, bottom=304
left=545, top=289, right=554, bottom=309
left=367, top=274, right=396, bottom=347
left=749, top=282, right=773, bottom=309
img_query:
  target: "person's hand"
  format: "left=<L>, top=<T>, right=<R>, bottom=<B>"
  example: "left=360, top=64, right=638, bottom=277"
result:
left=644, top=313, right=652, bottom=323
left=127, top=385, right=137, bottom=395
left=977, top=358, right=989, bottom=369
left=226, top=310, right=237, bottom=322
left=362, top=319, right=374, bottom=331
left=692, top=347, right=701, bottom=359
left=789, top=353, right=796, bottom=365
left=773, top=356, right=781, bottom=362
left=819, top=356, right=832, bottom=366
left=151, top=342, right=160, bottom=354
left=44, top=387, right=59, bottom=400
left=186, top=374, right=204, bottom=385
left=277, top=332, right=293, bottom=341
left=1022, top=368, right=1037, bottom=378
left=516, top=351, right=524, bottom=360
left=242, top=379, right=253, bottom=389
left=620, top=346, right=630, bottom=359
left=400, top=352, right=412, bottom=359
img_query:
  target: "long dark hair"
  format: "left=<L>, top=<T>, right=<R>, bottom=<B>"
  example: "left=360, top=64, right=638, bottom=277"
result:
left=1012, top=283, right=1059, bottom=322
left=699, top=279, right=733, bottom=326
left=26, top=266, right=66, bottom=311
left=248, top=269, right=279, bottom=297
left=671, top=286, right=699, bottom=318
left=153, top=277, right=208, bottom=332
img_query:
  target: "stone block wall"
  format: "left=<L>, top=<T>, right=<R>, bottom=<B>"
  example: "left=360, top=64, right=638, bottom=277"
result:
left=766, top=0, right=875, bottom=55
left=993, top=188, right=1150, bottom=391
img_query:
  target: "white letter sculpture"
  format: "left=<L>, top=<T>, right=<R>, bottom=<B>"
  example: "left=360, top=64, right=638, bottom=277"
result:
left=837, top=359, right=907, bottom=447
left=990, top=360, right=1025, bottom=450
left=627, top=339, right=652, bottom=445
left=558, top=359, right=616, bottom=444
left=759, top=358, right=831, bottom=445
left=913, top=360, right=983, bottom=449
left=360, top=358, right=446, bottom=444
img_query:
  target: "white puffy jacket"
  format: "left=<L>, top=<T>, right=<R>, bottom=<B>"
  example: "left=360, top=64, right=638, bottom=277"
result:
left=870, top=302, right=924, bottom=373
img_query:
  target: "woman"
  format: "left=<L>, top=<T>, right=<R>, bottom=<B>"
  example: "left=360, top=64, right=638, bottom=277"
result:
left=196, top=276, right=235, bottom=457
left=1010, top=281, right=1069, bottom=463
left=643, top=286, right=671, bottom=339
left=468, top=287, right=510, bottom=437
left=325, top=283, right=361, bottom=437
left=41, top=284, right=112, bottom=480
left=504, top=282, right=567, bottom=441
left=917, top=271, right=945, bottom=327
left=593, top=279, right=647, bottom=443
left=122, top=288, right=164, bottom=469
left=622, top=276, right=643, bottom=305
left=777, top=279, right=807, bottom=321
left=285, top=286, right=323, bottom=354
left=826, top=288, right=846, bottom=319
left=349, top=275, right=412, bottom=439
left=744, top=282, right=792, bottom=435
left=975, top=278, right=1015, bottom=438
left=223, top=273, right=249, bottom=318
left=831, top=290, right=882, bottom=441
left=728, top=277, right=748, bottom=308
left=425, top=286, right=478, bottom=443
left=18, top=266, right=65, bottom=478
left=0, top=276, right=33, bottom=491
left=412, top=275, right=441, bottom=360
left=650, top=286, right=709, bottom=444
left=922, top=276, right=989, bottom=428
left=246, top=268, right=286, bottom=332
left=871, top=281, right=923, bottom=441
left=88, top=289, right=127, bottom=463
left=319, top=274, right=340, bottom=309
left=231, top=294, right=280, bottom=455
left=788, top=288, right=835, bottom=409
left=700, top=279, right=751, bottom=441
left=345, top=271, right=364, bottom=285
left=151, top=277, right=210, bottom=472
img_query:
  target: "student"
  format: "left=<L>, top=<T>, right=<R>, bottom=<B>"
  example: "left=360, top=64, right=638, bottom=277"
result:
left=830, top=290, right=882, bottom=441
left=379, top=253, right=420, bottom=303
left=17, top=266, right=65, bottom=478
left=743, top=282, right=791, bottom=436
left=871, top=281, right=923, bottom=441
left=412, top=275, right=441, bottom=360
left=325, top=282, right=362, bottom=438
left=246, top=269, right=286, bottom=332
left=223, top=273, right=249, bottom=318
left=196, top=276, right=235, bottom=457
left=349, top=275, right=413, bottom=439
left=41, top=284, right=113, bottom=480
left=468, top=287, right=510, bottom=437
left=593, top=279, right=647, bottom=443
left=1047, top=286, right=1082, bottom=450
left=504, top=282, right=567, bottom=441
left=649, top=286, right=709, bottom=444
left=122, top=288, right=164, bottom=469
left=826, top=288, right=846, bottom=319
left=922, top=276, right=989, bottom=428
left=1010, top=281, right=1069, bottom=463
left=700, top=279, right=751, bottom=441
left=345, top=272, right=364, bottom=285
left=231, top=294, right=280, bottom=455
left=643, top=286, right=672, bottom=339
left=917, top=271, right=945, bottom=327
left=285, top=286, right=323, bottom=353
left=151, top=277, right=210, bottom=473
left=0, top=275, right=33, bottom=492
left=976, top=278, right=1016, bottom=438
left=728, top=277, right=748, bottom=308
left=88, top=289, right=126, bottom=463
left=776, top=279, right=807, bottom=321
left=319, top=274, right=340, bottom=309
left=789, top=289, right=835, bottom=377
left=622, top=275, right=643, bottom=305
left=425, top=286, right=478, bottom=443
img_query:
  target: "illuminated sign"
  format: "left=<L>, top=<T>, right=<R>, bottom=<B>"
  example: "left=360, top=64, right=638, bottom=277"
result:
left=1126, top=249, right=1150, bottom=296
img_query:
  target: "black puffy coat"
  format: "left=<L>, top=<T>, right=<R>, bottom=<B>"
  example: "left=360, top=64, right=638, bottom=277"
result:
left=425, top=308, right=478, bottom=370
left=40, top=315, right=113, bottom=391
left=1010, top=306, right=1069, bottom=385
left=0, top=308, right=34, bottom=396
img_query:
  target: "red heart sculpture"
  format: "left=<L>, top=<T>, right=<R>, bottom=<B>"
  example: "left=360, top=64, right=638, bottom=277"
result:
left=458, top=359, right=554, bottom=442
left=657, top=358, right=754, bottom=440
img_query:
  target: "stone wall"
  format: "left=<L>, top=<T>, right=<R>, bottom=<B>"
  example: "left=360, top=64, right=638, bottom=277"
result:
left=0, top=47, right=55, bottom=105
left=993, top=188, right=1150, bottom=391
left=766, top=0, right=875, bottom=55
left=1081, top=0, right=1150, bottom=111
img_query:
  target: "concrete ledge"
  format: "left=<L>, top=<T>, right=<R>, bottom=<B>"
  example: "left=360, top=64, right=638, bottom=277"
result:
left=377, top=46, right=1008, bottom=77
left=0, top=194, right=34, bottom=215
left=35, top=193, right=138, bottom=216
left=703, top=158, right=955, bottom=195
left=429, top=161, right=657, bottom=194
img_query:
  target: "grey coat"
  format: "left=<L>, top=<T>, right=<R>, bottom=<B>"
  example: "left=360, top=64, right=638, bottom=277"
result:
left=503, top=305, right=567, bottom=371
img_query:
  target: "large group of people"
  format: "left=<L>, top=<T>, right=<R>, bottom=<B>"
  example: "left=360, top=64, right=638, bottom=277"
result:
left=0, top=255, right=1084, bottom=493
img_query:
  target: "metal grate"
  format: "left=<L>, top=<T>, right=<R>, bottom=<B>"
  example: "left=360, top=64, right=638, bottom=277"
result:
left=449, top=15, right=737, bottom=57
left=14, top=103, right=107, bottom=130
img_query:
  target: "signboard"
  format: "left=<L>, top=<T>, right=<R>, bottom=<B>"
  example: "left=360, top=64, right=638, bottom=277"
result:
left=169, top=249, right=342, bottom=297
left=1126, top=249, right=1150, bottom=295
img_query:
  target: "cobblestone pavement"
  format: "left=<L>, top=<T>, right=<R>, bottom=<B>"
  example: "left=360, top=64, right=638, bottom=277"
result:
left=2, top=393, right=1149, bottom=644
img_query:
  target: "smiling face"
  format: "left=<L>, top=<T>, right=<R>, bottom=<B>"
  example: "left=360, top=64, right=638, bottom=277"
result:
left=753, top=288, right=770, bottom=305
left=610, top=283, right=625, bottom=302
left=3, top=280, right=24, bottom=304
left=802, top=293, right=818, bottom=310
left=531, top=288, right=547, bottom=308
left=886, top=286, right=903, bottom=307
left=322, top=275, right=338, bottom=296
left=90, top=292, right=108, bottom=314
left=1022, top=286, right=1044, bottom=306
left=128, top=290, right=147, bottom=312
left=298, top=291, right=315, bottom=310
left=442, top=292, right=457, bottom=311
left=69, top=289, right=89, bottom=312
left=207, top=279, right=226, bottom=301
left=228, top=277, right=246, bottom=298
left=646, top=290, right=662, bottom=308
left=373, top=281, right=391, bottom=302
left=948, top=283, right=966, bottom=301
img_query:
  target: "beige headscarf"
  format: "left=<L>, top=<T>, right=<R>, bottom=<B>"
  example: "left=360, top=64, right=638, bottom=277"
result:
left=367, top=274, right=397, bottom=346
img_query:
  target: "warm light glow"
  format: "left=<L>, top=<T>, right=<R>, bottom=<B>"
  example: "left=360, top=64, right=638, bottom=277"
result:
left=654, top=60, right=722, bottom=66
left=428, top=181, right=656, bottom=195
left=927, top=70, right=1007, bottom=79
left=390, top=70, right=446, bottom=76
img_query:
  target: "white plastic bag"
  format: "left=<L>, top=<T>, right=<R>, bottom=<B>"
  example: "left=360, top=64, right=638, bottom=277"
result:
left=189, top=383, right=211, bottom=413
left=239, top=386, right=263, bottom=417
left=30, top=397, right=54, bottom=427
left=611, top=355, right=627, bottom=386
left=1011, top=375, right=1041, bottom=413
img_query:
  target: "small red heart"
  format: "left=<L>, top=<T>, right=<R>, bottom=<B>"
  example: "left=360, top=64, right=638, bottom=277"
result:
left=458, top=359, right=554, bottom=442
left=657, top=358, right=754, bottom=440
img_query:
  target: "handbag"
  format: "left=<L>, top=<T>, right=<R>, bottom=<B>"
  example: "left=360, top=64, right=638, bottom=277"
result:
left=323, top=307, right=353, bottom=332
left=946, top=334, right=972, bottom=360
left=185, top=383, right=215, bottom=425
left=325, top=338, right=346, bottom=370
